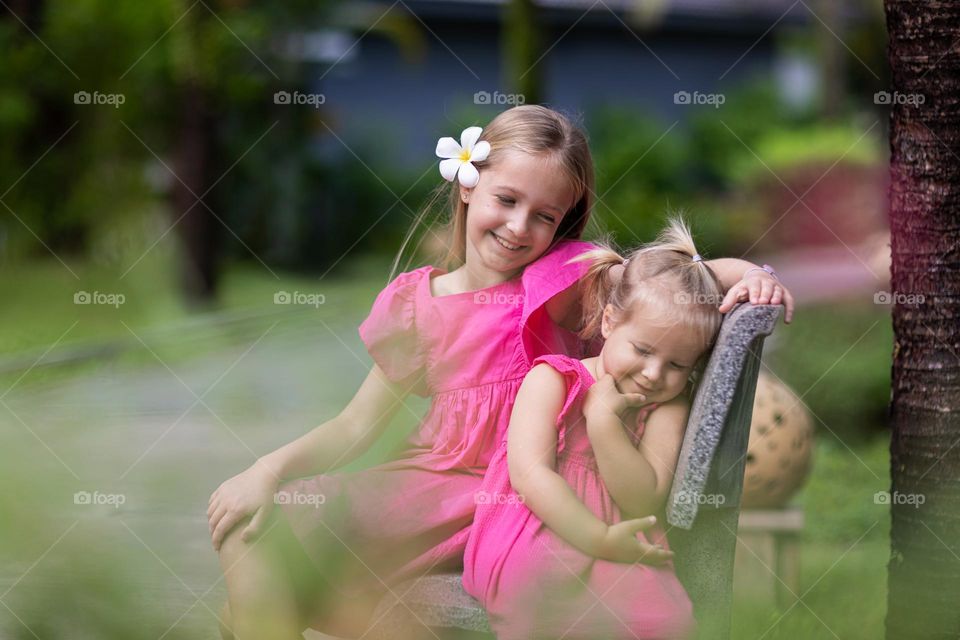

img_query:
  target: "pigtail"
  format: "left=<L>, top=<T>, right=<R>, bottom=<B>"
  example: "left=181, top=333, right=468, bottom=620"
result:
left=567, top=244, right=624, bottom=340
left=662, top=216, right=723, bottom=344
left=651, top=217, right=697, bottom=257
left=577, top=216, right=725, bottom=365
left=647, top=216, right=724, bottom=353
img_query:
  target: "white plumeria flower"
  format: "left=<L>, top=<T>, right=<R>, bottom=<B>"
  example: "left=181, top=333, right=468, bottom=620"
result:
left=435, top=126, right=490, bottom=188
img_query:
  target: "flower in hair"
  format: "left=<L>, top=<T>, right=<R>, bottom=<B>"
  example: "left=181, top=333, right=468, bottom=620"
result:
left=435, top=126, right=490, bottom=188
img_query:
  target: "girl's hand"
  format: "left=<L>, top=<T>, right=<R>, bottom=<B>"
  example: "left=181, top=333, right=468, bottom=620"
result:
left=718, top=271, right=795, bottom=324
left=596, top=516, right=674, bottom=565
left=583, top=374, right=647, bottom=428
left=207, top=461, right=281, bottom=551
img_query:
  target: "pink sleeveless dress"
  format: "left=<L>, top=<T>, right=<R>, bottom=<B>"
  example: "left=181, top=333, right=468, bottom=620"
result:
left=462, top=354, right=696, bottom=640
left=275, top=240, right=596, bottom=629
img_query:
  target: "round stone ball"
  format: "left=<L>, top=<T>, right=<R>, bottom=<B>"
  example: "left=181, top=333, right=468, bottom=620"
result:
left=741, top=371, right=815, bottom=509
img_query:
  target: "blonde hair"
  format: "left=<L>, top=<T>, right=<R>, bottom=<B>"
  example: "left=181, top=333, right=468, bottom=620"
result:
left=574, top=217, right=724, bottom=353
left=391, top=105, right=595, bottom=278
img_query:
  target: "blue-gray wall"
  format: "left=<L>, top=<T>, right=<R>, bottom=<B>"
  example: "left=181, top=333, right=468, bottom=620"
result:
left=308, top=2, right=808, bottom=162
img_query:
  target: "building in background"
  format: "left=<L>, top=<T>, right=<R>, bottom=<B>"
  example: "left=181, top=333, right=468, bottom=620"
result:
left=297, top=0, right=821, bottom=159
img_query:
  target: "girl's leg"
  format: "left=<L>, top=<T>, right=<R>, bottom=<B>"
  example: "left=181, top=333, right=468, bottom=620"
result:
left=217, top=591, right=385, bottom=640
left=218, top=523, right=306, bottom=640
left=217, top=506, right=386, bottom=640
left=218, top=601, right=235, bottom=640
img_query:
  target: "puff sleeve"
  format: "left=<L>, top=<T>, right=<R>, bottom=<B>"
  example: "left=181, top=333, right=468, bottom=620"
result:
left=358, top=266, right=430, bottom=394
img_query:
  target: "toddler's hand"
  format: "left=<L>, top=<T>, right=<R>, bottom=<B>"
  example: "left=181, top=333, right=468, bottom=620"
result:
left=718, top=272, right=794, bottom=324
left=596, top=516, right=674, bottom=565
left=583, top=374, right=647, bottom=427
left=207, top=461, right=281, bottom=551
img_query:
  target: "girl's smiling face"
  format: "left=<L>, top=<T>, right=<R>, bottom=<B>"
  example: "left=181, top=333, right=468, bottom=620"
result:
left=460, top=150, right=576, bottom=278
left=597, top=300, right=709, bottom=404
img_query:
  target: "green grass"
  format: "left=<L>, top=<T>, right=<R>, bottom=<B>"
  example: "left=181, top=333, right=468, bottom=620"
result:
left=731, top=436, right=890, bottom=639
left=0, top=251, right=392, bottom=390
left=729, top=299, right=892, bottom=637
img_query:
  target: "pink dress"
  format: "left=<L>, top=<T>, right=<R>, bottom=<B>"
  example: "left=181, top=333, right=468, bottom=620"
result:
left=275, top=240, right=596, bottom=630
left=462, top=354, right=696, bottom=640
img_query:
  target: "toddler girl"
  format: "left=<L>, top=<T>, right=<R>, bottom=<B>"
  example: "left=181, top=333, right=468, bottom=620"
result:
left=463, top=218, right=723, bottom=639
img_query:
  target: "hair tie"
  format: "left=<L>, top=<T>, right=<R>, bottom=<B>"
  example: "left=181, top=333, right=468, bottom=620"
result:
left=692, top=253, right=703, bottom=263
left=622, top=258, right=630, bottom=267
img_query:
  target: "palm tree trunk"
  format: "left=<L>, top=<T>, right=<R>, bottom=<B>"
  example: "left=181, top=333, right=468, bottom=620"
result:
left=885, top=2, right=960, bottom=638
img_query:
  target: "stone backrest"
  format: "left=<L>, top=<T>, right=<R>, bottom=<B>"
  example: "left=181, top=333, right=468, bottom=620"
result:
left=666, top=302, right=781, bottom=639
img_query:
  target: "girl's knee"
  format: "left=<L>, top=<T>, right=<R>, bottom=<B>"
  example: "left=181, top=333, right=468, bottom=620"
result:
left=217, top=525, right=249, bottom=572
left=216, top=515, right=323, bottom=625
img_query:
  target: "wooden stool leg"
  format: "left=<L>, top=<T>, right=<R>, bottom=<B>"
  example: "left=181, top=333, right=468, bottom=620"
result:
left=775, top=533, right=801, bottom=609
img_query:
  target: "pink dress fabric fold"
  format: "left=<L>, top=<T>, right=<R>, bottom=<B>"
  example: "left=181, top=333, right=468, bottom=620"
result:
left=274, top=240, right=596, bottom=628
left=462, top=354, right=696, bottom=640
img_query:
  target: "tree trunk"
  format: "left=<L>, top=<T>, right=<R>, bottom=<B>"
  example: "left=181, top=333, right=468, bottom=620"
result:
left=885, top=2, right=960, bottom=638
left=172, top=80, right=221, bottom=305
left=502, top=0, right=542, bottom=104
left=4, top=0, right=88, bottom=255
left=815, top=0, right=845, bottom=120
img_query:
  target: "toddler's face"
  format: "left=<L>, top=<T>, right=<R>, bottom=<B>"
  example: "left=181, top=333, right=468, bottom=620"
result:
left=460, top=150, right=576, bottom=277
left=598, top=301, right=708, bottom=404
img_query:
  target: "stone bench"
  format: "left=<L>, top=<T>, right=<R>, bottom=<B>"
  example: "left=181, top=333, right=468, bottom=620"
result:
left=368, top=302, right=782, bottom=639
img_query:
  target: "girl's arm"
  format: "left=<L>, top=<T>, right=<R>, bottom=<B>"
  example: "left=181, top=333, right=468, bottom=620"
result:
left=259, top=364, right=413, bottom=479
left=707, top=257, right=794, bottom=323
left=546, top=279, right=586, bottom=331
left=507, top=365, right=672, bottom=565
left=585, top=377, right=689, bottom=519
left=549, top=258, right=793, bottom=332
left=207, top=364, right=412, bottom=549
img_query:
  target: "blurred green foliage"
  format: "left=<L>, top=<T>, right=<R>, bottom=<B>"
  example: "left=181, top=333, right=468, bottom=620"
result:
left=584, top=82, right=885, bottom=256
left=769, top=301, right=891, bottom=440
left=2, top=2, right=885, bottom=277
left=0, top=0, right=425, bottom=275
